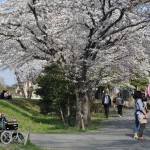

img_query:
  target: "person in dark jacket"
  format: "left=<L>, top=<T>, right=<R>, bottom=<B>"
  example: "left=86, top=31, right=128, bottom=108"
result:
left=0, top=90, right=7, bottom=99
left=102, top=92, right=111, bottom=118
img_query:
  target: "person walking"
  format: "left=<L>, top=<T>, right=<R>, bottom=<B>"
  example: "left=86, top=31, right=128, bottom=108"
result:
left=133, top=90, right=148, bottom=140
left=102, top=92, right=111, bottom=118
left=116, top=92, right=123, bottom=117
left=133, top=91, right=140, bottom=139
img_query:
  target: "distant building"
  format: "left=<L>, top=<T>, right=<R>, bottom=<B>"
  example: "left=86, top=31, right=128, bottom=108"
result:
left=15, top=81, right=41, bottom=99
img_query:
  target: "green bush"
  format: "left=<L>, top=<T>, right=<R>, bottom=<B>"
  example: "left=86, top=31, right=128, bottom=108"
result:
left=35, top=64, right=76, bottom=126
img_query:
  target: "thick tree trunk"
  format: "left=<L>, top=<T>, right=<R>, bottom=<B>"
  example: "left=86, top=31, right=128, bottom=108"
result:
left=75, top=88, right=91, bottom=129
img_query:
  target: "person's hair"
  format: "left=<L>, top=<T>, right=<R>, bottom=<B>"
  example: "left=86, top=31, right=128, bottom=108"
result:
left=142, top=93, right=147, bottom=101
left=133, top=91, right=142, bottom=99
left=142, top=96, right=147, bottom=102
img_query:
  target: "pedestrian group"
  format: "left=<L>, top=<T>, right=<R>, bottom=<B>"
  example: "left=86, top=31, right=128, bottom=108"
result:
left=102, top=89, right=149, bottom=141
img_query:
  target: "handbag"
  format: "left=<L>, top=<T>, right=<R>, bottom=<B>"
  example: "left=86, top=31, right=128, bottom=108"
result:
left=138, top=113, right=147, bottom=124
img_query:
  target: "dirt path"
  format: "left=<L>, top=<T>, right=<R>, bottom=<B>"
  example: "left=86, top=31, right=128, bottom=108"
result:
left=30, top=108, right=150, bottom=150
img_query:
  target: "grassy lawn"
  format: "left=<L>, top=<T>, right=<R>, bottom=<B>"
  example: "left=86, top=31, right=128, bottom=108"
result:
left=0, top=99, right=105, bottom=133
left=0, top=99, right=66, bottom=133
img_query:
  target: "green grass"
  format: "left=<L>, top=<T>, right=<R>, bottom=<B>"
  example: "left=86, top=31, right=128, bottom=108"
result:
left=0, top=99, right=105, bottom=133
left=0, top=141, right=46, bottom=150
left=0, top=99, right=67, bottom=133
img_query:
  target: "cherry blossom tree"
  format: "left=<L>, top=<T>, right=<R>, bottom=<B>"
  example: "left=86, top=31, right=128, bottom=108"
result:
left=0, top=0, right=150, bottom=128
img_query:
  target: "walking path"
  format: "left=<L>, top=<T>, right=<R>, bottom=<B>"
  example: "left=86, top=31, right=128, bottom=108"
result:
left=30, top=108, right=150, bottom=150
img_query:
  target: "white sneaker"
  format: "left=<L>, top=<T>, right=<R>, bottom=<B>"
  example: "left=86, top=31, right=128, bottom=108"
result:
left=133, top=136, right=138, bottom=139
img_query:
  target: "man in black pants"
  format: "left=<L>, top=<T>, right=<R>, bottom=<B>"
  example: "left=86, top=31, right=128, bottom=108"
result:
left=102, top=92, right=111, bottom=118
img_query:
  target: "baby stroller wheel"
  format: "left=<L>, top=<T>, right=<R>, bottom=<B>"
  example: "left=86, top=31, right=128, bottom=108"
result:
left=1, top=131, right=12, bottom=144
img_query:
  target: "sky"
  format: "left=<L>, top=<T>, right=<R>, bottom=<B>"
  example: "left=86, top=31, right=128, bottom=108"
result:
left=0, top=69, right=17, bottom=86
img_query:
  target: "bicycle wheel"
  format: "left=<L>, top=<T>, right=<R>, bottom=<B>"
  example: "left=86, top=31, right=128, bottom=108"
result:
left=1, top=131, right=12, bottom=144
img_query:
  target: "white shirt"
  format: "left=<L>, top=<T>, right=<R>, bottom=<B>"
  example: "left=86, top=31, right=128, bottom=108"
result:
left=104, top=96, right=109, bottom=104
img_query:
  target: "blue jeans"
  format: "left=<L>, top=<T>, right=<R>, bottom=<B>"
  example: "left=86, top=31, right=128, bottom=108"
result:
left=134, top=112, right=139, bottom=133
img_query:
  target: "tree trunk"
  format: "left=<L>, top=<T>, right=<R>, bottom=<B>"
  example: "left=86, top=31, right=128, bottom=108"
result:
left=75, top=88, right=91, bottom=129
left=66, top=96, right=71, bottom=126
left=27, top=85, right=34, bottom=99
left=58, top=100, right=67, bottom=126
